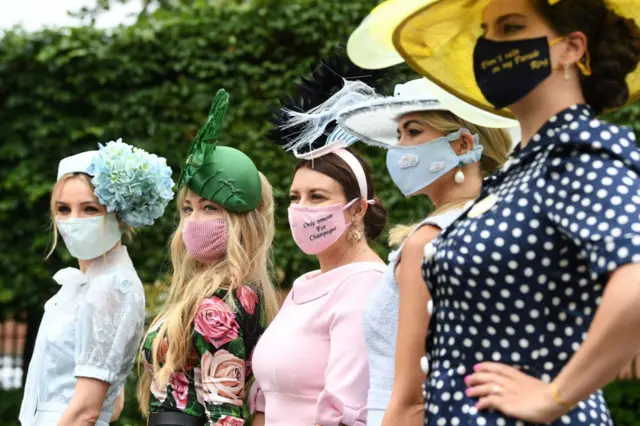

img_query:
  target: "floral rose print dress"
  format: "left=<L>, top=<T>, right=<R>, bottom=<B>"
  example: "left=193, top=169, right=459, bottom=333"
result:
left=143, top=286, right=264, bottom=425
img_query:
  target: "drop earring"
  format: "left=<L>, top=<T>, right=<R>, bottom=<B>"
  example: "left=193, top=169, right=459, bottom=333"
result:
left=563, top=63, right=570, bottom=81
left=454, top=162, right=465, bottom=184
left=347, top=221, right=363, bottom=244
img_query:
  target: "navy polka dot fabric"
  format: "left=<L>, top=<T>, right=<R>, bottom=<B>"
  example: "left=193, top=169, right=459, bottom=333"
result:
left=421, top=105, right=640, bottom=426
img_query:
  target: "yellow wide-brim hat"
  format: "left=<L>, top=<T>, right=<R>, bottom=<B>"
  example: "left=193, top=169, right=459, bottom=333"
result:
left=347, top=0, right=640, bottom=118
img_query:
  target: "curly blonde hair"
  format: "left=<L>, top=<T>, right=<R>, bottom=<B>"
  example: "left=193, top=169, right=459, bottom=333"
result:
left=137, top=172, right=278, bottom=413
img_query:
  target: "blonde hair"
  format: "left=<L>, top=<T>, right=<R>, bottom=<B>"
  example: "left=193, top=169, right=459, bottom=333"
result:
left=388, top=111, right=512, bottom=246
left=47, top=173, right=132, bottom=258
left=137, top=172, right=279, bottom=413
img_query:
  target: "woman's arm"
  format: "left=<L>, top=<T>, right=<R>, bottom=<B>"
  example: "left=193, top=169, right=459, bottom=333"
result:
left=617, top=352, right=640, bottom=380
left=467, top=263, right=640, bottom=422
left=57, top=378, right=109, bottom=426
left=382, top=226, right=440, bottom=426
left=109, top=387, right=125, bottom=422
left=552, top=263, right=640, bottom=402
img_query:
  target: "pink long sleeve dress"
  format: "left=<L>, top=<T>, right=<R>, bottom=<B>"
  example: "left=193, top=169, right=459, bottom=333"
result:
left=251, top=262, right=385, bottom=426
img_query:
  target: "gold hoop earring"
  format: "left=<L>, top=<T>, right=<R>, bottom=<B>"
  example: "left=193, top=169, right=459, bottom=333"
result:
left=563, top=63, right=570, bottom=81
left=347, top=221, right=364, bottom=244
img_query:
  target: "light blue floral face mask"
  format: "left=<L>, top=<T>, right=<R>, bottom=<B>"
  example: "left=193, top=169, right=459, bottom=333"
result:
left=386, top=129, right=483, bottom=197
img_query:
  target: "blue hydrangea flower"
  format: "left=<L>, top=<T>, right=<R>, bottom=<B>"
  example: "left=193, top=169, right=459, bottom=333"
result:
left=87, top=139, right=175, bottom=227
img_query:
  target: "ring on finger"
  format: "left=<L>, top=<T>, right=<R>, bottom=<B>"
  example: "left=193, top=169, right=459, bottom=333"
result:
left=492, top=384, right=503, bottom=395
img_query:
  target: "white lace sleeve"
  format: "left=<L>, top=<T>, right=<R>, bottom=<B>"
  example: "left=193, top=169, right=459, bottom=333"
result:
left=74, top=273, right=145, bottom=384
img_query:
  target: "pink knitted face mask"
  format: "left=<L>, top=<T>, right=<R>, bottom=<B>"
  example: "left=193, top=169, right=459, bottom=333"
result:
left=182, top=219, right=228, bottom=264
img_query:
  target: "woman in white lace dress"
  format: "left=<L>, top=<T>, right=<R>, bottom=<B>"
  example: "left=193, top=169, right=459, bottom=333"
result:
left=19, top=140, right=174, bottom=426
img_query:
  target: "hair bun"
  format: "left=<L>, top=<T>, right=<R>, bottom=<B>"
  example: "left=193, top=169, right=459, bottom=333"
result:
left=583, top=9, right=640, bottom=113
left=364, top=197, right=387, bottom=241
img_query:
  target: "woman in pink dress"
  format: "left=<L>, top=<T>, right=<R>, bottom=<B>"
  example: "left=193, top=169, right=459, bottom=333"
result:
left=250, top=53, right=391, bottom=426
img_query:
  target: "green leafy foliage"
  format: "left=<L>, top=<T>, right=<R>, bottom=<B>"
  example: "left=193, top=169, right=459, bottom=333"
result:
left=0, top=0, right=639, bottom=424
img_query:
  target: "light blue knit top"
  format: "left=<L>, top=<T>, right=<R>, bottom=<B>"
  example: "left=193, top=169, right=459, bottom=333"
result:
left=361, top=207, right=468, bottom=426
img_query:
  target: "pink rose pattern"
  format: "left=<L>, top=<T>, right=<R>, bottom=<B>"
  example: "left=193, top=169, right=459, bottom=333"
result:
left=143, top=288, right=263, bottom=423
left=142, top=349, right=168, bottom=402
left=215, top=416, right=245, bottom=426
left=194, top=297, right=240, bottom=348
left=236, top=286, right=258, bottom=315
left=170, top=372, right=190, bottom=410
left=200, top=350, right=245, bottom=406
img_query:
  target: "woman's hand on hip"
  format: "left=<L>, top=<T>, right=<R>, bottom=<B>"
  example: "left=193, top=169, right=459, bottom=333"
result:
left=465, top=362, right=567, bottom=423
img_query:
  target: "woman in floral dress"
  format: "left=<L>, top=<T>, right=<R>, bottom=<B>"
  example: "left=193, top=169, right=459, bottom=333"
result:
left=137, top=90, right=279, bottom=426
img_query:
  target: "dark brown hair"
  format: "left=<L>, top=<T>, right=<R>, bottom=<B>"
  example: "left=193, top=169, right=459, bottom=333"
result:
left=532, top=0, right=640, bottom=114
left=294, top=149, right=387, bottom=240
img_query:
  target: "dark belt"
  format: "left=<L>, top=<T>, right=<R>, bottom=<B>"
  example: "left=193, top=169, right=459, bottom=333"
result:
left=148, top=411, right=206, bottom=426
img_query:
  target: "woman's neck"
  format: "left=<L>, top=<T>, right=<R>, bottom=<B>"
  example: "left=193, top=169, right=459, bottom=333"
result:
left=316, top=239, right=381, bottom=273
left=77, top=259, right=92, bottom=273
left=510, top=75, right=586, bottom=147
left=425, top=168, right=483, bottom=212
left=77, top=242, right=122, bottom=273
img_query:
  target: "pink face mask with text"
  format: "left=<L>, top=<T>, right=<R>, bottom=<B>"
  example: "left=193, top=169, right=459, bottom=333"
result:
left=182, top=219, right=228, bottom=264
left=288, top=199, right=357, bottom=255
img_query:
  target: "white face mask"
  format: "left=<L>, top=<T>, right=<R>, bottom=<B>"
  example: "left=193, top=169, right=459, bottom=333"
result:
left=56, top=214, right=122, bottom=260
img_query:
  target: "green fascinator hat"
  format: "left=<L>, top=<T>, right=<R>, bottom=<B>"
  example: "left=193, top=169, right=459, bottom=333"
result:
left=178, top=89, right=262, bottom=212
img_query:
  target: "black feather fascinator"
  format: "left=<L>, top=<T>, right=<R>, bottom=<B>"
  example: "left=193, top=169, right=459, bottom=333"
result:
left=269, top=46, right=397, bottom=157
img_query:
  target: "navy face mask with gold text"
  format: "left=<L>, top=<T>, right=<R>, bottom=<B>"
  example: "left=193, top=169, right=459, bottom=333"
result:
left=473, top=36, right=557, bottom=109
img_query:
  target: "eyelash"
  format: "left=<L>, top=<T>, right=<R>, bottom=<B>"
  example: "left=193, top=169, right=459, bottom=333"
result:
left=289, top=194, right=324, bottom=201
left=182, top=205, right=217, bottom=214
left=56, top=206, right=99, bottom=214
left=398, top=128, right=422, bottom=140
left=504, top=23, right=524, bottom=34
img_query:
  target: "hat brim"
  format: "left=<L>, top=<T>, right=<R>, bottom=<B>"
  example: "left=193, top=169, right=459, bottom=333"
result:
left=338, top=80, right=520, bottom=148
left=393, top=0, right=640, bottom=116
left=349, top=0, right=640, bottom=116
left=346, top=0, right=417, bottom=70
left=339, top=98, right=443, bottom=147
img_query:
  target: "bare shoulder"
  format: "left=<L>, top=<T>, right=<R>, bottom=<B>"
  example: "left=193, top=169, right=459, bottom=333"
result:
left=401, top=224, right=441, bottom=256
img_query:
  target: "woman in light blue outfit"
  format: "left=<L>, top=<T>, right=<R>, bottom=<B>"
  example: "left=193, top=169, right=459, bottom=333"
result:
left=19, top=140, right=174, bottom=426
left=338, top=78, right=519, bottom=426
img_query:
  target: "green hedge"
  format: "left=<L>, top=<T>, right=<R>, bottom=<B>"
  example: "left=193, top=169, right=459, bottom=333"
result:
left=0, top=0, right=639, bottom=424
left=0, top=0, right=410, bottom=314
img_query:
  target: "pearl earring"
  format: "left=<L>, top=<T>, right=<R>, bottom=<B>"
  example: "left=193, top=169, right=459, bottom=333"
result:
left=454, top=162, right=465, bottom=185
left=563, top=63, right=570, bottom=81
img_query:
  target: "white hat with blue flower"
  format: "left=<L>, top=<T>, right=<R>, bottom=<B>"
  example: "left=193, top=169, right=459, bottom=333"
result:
left=56, top=138, right=175, bottom=227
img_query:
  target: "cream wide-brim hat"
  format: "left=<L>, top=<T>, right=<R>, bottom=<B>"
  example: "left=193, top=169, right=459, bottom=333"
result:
left=338, top=77, right=521, bottom=147
left=347, top=0, right=640, bottom=117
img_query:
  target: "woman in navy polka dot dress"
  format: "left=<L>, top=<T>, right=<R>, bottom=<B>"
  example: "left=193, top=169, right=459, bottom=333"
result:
left=397, top=0, right=640, bottom=425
